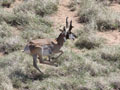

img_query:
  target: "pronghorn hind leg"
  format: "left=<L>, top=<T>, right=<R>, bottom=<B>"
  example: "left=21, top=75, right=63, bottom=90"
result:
left=32, top=54, right=43, bottom=74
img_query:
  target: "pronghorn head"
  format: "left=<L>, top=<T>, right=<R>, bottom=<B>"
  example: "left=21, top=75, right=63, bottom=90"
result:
left=60, top=17, right=77, bottom=40
left=58, top=26, right=67, bottom=42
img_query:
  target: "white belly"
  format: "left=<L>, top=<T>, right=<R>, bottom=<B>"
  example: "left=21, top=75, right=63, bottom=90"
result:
left=42, top=45, right=53, bottom=56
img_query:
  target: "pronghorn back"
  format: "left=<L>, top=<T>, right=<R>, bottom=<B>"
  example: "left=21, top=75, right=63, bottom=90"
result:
left=24, top=38, right=58, bottom=56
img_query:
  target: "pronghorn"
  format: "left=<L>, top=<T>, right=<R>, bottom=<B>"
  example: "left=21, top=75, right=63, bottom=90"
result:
left=23, top=17, right=77, bottom=73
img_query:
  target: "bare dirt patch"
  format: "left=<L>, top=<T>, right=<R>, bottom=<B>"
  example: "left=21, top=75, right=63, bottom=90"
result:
left=50, top=0, right=82, bottom=32
left=110, top=4, right=120, bottom=12
left=0, top=52, right=4, bottom=57
left=97, top=30, right=120, bottom=45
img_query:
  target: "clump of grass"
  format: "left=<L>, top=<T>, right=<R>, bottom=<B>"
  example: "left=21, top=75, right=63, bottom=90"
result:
left=35, top=0, right=58, bottom=16
left=84, top=45, right=120, bottom=70
left=77, top=0, right=120, bottom=31
left=0, top=51, right=36, bottom=89
left=1, top=36, right=25, bottom=53
left=76, top=33, right=104, bottom=49
left=75, top=24, right=105, bottom=49
left=14, top=0, right=59, bottom=17
left=0, top=22, right=25, bottom=53
left=0, top=71, right=14, bottom=90
left=0, top=22, right=13, bottom=38
left=100, top=46, right=120, bottom=62
left=69, top=0, right=81, bottom=11
left=0, top=10, right=30, bottom=26
left=21, top=16, right=53, bottom=40
left=0, top=0, right=15, bottom=8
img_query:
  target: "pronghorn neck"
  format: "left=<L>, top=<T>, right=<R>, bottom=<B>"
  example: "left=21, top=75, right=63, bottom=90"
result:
left=56, top=33, right=66, bottom=46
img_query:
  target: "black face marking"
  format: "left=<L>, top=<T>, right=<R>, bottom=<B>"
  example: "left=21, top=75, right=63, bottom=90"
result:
left=66, top=32, right=77, bottom=40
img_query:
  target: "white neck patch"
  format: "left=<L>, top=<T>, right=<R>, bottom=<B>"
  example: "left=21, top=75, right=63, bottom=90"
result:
left=64, top=37, right=67, bottom=41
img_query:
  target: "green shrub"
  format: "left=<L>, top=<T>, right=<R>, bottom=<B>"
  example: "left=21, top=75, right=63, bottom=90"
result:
left=0, top=71, right=13, bottom=90
left=0, top=36, right=25, bottom=53
left=0, top=22, right=25, bottom=53
left=77, top=0, right=120, bottom=31
left=0, top=10, right=30, bottom=26
left=84, top=45, right=120, bottom=70
left=21, top=17, right=53, bottom=40
left=76, top=34, right=104, bottom=49
left=35, top=0, right=58, bottom=16
left=68, top=0, right=81, bottom=11
left=14, top=0, right=58, bottom=16
left=75, top=24, right=105, bottom=49
left=0, top=22, right=13, bottom=38
left=0, top=52, right=35, bottom=89
left=100, top=46, right=120, bottom=62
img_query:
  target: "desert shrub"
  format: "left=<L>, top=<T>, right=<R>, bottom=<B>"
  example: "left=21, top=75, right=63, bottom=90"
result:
left=0, top=22, right=25, bottom=53
left=69, top=0, right=81, bottom=11
left=0, top=0, right=15, bottom=8
left=35, top=0, right=58, bottom=16
left=21, top=29, right=47, bottom=40
left=14, top=0, right=58, bottom=16
left=0, top=71, right=13, bottom=90
left=0, top=8, right=53, bottom=27
left=0, top=36, right=25, bottom=53
left=76, top=34, right=104, bottom=49
left=75, top=24, right=105, bottom=49
left=84, top=45, right=120, bottom=70
left=0, top=52, right=37, bottom=89
left=21, top=17, right=53, bottom=40
left=0, top=10, right=30, bottom=26
left=0, top=22, right=13, bottom=38
left=100, top=46, right=120, bottom=62
left=77, top=0, right=99, bottom=23
left=77, top=0, right=120, bottom=31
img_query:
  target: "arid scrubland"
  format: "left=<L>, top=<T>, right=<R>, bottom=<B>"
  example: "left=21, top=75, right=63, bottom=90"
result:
left=0, top=0, right=120, bottom=90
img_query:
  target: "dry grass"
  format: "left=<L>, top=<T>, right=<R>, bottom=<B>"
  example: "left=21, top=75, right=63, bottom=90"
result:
left=0, top=0, right=120, bottom=90
left=74, top=0, right=120, bottom=31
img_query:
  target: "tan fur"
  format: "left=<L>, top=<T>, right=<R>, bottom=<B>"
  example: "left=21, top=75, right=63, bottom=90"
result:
left=29, top=39, right=57, bottom=47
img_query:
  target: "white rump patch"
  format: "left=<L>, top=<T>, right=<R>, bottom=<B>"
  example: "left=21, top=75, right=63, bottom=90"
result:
left=24, top=45, right=30, bottom=53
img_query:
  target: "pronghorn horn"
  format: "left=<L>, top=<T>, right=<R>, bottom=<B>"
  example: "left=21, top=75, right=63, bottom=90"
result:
left=66, top=17, right=69, bottom=28
left=69, top=20, right=74, bottom=32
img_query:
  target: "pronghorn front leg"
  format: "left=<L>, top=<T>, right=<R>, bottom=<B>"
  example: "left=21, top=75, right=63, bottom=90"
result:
left=38, top=55, right=58, bottom=67
left=52, top=50, right=63, bottom=60
left=32, top=54, right=43, bottom=74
